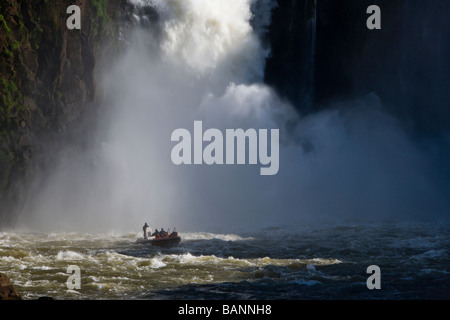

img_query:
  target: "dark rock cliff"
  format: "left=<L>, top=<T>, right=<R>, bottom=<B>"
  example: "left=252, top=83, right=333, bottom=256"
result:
left=265, top=0, right=450, bottom=134
left=0, top=0, right=121, bottom=227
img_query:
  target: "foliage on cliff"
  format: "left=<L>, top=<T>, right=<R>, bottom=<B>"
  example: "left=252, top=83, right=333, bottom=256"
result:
left=0, top=0, right=120, bottom=225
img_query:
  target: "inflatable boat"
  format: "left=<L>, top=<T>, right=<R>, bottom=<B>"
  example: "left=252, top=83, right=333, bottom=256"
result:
left=136, top=232, right=181, bottom=246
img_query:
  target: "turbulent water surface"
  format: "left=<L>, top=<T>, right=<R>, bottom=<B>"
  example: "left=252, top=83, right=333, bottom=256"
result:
left=1, top=222, right=448, bottom=300
left=2, top=0, right=449, bottom=301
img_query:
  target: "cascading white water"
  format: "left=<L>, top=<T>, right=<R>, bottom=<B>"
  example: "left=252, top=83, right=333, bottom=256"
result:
left=17, top=0, right=448, bottom=232
left=99, top=0, right=292, bottom=230
left=130, top=0, right=273, bottom=81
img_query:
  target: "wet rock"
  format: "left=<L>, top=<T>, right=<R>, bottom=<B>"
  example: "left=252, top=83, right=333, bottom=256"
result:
left=0, top=273, right=22, bottom=300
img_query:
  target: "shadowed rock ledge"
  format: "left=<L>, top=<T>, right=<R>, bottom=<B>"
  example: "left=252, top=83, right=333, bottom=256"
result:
left=0, top=273, right=22, bottom=300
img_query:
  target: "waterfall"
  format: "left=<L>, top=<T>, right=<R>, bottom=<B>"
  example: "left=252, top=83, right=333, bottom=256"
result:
left=93, top=0, right=292, bottom=229
left=307, top=0, right=317, bottom=110
left=17, top=0, right=450, bottom=232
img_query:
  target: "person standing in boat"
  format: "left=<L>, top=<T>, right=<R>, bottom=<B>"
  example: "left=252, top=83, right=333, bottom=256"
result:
left=143, top=223, right=149, bottom=239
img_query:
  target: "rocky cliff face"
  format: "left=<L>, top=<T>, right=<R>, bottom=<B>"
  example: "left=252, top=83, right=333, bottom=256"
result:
left=0, top=0, right=121, bottom=226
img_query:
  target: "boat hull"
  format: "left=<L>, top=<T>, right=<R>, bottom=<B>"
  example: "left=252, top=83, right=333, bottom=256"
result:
left=136, top=236, right=181, bottom=246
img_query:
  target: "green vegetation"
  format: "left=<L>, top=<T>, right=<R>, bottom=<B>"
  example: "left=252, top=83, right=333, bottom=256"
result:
left=55, top=90, right=63, bottom=100
left=11, top=40, right=20, bottom=50
left=0, top=13, right=24, bottom=55
left=41, top=0, right=62, bottom=31
left=2, top=48, right=13, bottom=58
left=0, top=150, right=17, bottom=164
left=0, top=14, right=12, bottom=41
left=30, top=25, right=43, bottom=50
left=0, top=14, right=16, bottom=57
left=1, top=77, right=22, bottom=129
left=91, top=0, right=112, bottom=38
left=0, top=76, right=24, bottom=167
left=92, top=0, right=111, bottom=22
left=1, top=77, right=19, bottom=108
left=18, top=21, right=27, bottom=46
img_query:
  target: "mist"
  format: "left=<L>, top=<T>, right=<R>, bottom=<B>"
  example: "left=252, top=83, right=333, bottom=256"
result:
left=16, top=0, right=450, bottom=233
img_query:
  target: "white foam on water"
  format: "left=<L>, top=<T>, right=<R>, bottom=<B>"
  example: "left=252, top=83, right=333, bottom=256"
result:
left=182, top=232, right=253, bottom=241
left=55, top=250, right=85, bottom=261
left=31, top=266, right=54, bottom=270
left=148, top=257, right=167, bottom=269
left=159, top=252, right=340, bottom=270
left=0, top=223, right=446, bottom=300
left=66, top=289, right=81, bottom=295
